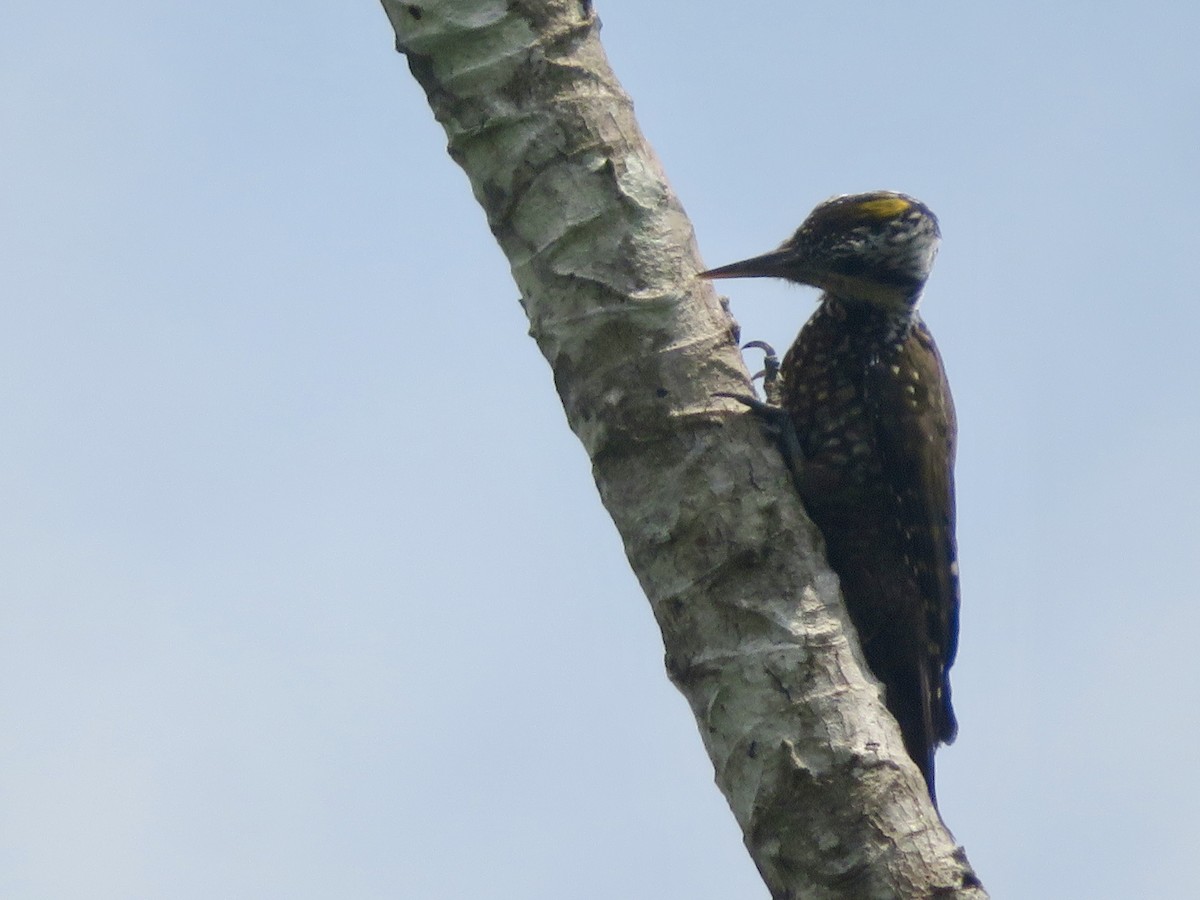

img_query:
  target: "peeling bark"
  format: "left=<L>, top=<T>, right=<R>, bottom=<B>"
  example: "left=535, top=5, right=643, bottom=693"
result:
left=382, top=1, right=986, bottom=895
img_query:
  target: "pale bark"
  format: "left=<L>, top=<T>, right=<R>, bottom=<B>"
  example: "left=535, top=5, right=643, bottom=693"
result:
left=382, top=1, right=986, bottom=896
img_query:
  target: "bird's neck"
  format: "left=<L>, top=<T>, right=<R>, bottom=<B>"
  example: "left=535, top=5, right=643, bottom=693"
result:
left=820, top=293, right=919, bottom=346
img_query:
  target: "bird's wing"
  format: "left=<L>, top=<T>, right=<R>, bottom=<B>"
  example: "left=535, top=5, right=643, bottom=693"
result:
left=866, top=317, right=960, bottom=744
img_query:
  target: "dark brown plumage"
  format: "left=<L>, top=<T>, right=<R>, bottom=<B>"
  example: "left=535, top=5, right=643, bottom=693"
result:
left=700, top=191, right=959, bottom=805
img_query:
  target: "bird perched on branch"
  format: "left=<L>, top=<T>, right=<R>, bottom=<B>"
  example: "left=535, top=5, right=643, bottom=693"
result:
left=700, top=191, right=959, bottom=805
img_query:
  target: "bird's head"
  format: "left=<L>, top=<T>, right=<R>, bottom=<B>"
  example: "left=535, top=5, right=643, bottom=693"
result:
left=700, top=191, right=941, bottom=310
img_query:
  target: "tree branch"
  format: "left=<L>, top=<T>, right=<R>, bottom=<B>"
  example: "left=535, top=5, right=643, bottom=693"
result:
left=382, top=1, right=986, bottom=895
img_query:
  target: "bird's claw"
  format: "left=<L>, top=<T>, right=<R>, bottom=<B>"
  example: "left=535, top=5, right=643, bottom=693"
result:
left=714, top=389, right=807, bottom=487
left=713, top=390, right=779, bottom=420
left=715, top=340, right=804, bottom=484
left=742, top=340, right=782, bottom=406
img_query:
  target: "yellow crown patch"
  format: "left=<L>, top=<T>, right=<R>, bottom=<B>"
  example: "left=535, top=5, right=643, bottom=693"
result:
left=855, top=196, right=912, bottom=219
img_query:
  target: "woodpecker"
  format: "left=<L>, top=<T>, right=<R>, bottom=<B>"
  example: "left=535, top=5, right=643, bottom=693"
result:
left=700, top=191, right=959, bottom=805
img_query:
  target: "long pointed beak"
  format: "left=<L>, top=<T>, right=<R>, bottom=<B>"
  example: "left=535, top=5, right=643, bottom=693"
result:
left=697, top=249, right=798, bottom=281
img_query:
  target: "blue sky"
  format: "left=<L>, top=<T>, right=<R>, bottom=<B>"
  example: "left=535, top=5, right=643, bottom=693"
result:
left=3, top=2, right=1199, bottom=897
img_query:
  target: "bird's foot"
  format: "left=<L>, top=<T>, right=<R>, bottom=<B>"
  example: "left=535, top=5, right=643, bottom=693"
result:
left=743, top=340, right=783, bottom=407
left=716, top=341, right=805, bottom=482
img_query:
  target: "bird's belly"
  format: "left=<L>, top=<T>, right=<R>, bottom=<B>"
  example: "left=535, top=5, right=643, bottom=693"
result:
left=798, top=461, right=926, bottom=657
